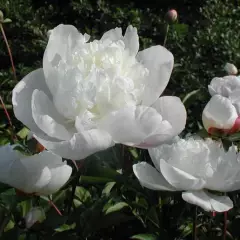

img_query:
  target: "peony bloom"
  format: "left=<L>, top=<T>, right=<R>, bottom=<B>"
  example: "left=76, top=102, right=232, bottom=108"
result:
left=12, top=24, right=186, bottom=160
left=0, top=145, right=72, bottom=195
left=203, top=76, right=240, bottom=133
left=133, top=138, right=240, bottom=212
left=224, top=63, right=238, bottom=75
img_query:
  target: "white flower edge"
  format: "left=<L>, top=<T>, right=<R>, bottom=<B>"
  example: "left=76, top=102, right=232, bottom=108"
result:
left=0, top=145, right=72, bottom=195
left=133, top=162, right=233, bottom=212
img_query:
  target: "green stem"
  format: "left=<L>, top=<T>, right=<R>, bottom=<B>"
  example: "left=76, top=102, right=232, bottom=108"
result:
left=193, top=206, right=198, bottom=240
left=163, top=24, right=169, bottom=47
left=0, top=95, right=16, bottom=141
left=0, top=23, right=17, bottom=81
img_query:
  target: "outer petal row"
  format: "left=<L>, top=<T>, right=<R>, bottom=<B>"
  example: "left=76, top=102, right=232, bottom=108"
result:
left=133, top=161, right=233, bottom=212
left=0, top=145, right=72, bottom=195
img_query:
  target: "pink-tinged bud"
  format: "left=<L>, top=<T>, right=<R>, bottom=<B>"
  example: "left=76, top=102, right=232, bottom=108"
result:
left=25, top=207, right=45, bottom=229
left=165, top=9, right=178, bottom=24
left=224, top=63, right=238, bottom=75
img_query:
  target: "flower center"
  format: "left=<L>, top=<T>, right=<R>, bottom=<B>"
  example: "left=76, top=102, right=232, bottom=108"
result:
left=53, top=38, right=149, bottom=122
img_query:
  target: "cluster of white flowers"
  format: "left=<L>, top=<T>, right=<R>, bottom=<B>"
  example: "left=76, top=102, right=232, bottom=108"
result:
left=1, top=24, right=240, bottom=211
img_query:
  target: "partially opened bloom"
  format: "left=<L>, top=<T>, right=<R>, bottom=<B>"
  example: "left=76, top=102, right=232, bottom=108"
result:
left=0, top=145, right=72, bottom=195
left=133, top=138, right=240, bottom=212
left=12, top=24, right=186, bottom=160
left=203, top=76, right=240, bottom=133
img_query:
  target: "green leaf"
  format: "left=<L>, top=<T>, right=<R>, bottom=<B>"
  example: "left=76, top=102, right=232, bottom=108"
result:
left=129, top=147, right=138, bottom=159
left=104, top=202, right=129, bottom=215
left=75, top=186, right=91, bottom=203
left=19, top=199, right=32, bottom=217
left=182, top=89, right=200, bottom=107
left=3, top=18, right=12, bottom=23
left=227, top=132, right=240, bottom=142
left=172, top=23, right=189, bottom=38
left=17, top=127, right=29, bottom=139
left=0, top=137, right=10, bottom=145
left=131, top=233, right=159, bottom=240
left=102, top=182, right=116, bottom=196
left=55, top=223, right=76, bottom=232
left=147, top=206, right=159, bottom=227
left=4, top=219, right=14, bottom=232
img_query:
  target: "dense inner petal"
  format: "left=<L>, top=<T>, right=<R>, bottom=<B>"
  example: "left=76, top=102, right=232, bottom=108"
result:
left=45, top=35, right=149, bottom=128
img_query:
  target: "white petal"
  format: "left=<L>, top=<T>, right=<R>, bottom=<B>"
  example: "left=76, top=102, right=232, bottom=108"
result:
left=99, top=105, right=171, bottom=146
left=123, top=25, right=139, bottom=56
left=133, top=162, right=176, bottom=191
left=38, top=164, right=72, bottom=195
left=34, top=130, right=114, bottom=160
left=7, top=151, right=60, bottom=193
left=44, top=24, right=80, bottom=63
left=151, top=96, right=186, bottom=136
left=160, top=159, right=206, bottom=190
left=0, top=145, right=19, bottom=182
left=43, top=24, right=81, bottom=94
left=31, top=89, right=73, bottom=140
left=101, top=27, right=122, bottom=42
left=12, top=68, right=51, bottom=133
left=137, top=45, right=174, bottom=106
left=209, top=76, right=240, bottom=97
left=202, top=95, right=237, bottom=131
left=182, top=190, right=233, bottom=212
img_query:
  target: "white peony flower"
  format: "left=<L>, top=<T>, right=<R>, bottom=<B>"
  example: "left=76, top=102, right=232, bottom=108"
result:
left=12, top=24, right=186, bottom=160
left=0, top=145, right=72, bottom=195
left=203, top=75, right=240, bottom=133
left=224, top=63, right=238, bottom=75
left=133, top=138, right=240, bottom=212
left=208, top=75, right=240, bottom=97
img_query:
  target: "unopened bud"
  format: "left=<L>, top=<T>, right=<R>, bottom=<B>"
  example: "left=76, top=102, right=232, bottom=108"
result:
left=0, top=10, right=4, bottom=23
left=25, top=207, right=45, bottom=229
left=165, top=9, right=178, bottom=24
left=224, top=63, right=238, bottom=75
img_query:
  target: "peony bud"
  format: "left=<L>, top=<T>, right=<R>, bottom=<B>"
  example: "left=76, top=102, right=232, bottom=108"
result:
left=165, top=9, right=178, bottom=24
left=25, top=207, right=45, bottom=229
left=224, top=63, right=238, bottom=75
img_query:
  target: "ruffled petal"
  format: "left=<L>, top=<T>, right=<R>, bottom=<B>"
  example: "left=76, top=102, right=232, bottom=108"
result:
left=38, top=163, right=72, bottom=195
left=12, top=68, right=51, bottom=133
left=133, top=162, right=176, bottom=191
left=31, top=89, right=73, bottom=140
left=137, top=45, right=174, bottom=106
left=160, top=159, right=206, bottom=190
left=34, top=130, right=114, bottom=160
left=182, top=190, right=233, bottom=212
left=123, top=25, right=139, bottom=56
left=100, top=27, right=122, bottom=42
left=99, top=105, right=172, bottom=146
left=43, top=24, right=82, bottom=94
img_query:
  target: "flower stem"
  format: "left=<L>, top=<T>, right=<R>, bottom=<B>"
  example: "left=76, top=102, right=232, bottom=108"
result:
left=163, top=24, right=169, bottom=47
left=68, top=161, right=84, bottom=214
left=0, top=23, right=17, bottom=81
left=0, top=95, right=16, bottom=141
left=48, top=200, right=62, bottom=216
left=193, top=206, right=198, bottom=240
left=223, top=211, right=227, bottom=240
